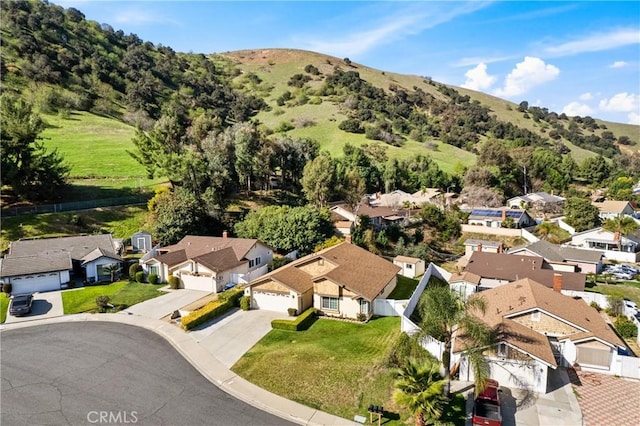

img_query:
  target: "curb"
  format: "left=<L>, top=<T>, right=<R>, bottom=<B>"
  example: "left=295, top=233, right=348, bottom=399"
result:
left=0, top=313, right=354, bottom=426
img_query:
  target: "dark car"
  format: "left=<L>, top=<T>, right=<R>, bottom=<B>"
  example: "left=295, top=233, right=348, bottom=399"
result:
left=10, top=294, right=33, bottom=316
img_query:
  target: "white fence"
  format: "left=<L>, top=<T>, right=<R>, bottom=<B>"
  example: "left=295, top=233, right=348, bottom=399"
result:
left=560, top=290, right=610, bottom=309
left=556, top=218, right=576, bottom=235
left=374, top=299, right=407, bottom=316
left=521, top=228, right=540, bottom=243
left=614, top=354, right=640, bottom=379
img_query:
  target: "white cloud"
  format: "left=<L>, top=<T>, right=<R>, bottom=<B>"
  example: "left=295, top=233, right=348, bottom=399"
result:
left=494, top=57, right=560, bottom=97
left=579, top=92, right=593, bottom=101
left=113, top=8, right=178, bottom=25
left=301, top=1, right=491, bottom=57
left=461, top=63, right=496, bottom=91
left=453, top=54, right=519, bottom=68
left=544, top=28, right=640, bottom=57
left=628, top=112, right=640, bottom=125
left=599, top=92, right=640, bottom=112
left=562, top=102, right=593, bottom=117
left=610, top=61, right=629, bottom=68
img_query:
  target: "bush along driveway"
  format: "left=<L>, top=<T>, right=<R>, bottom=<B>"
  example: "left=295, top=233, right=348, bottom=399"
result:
left=0, top=293, right=9, bottom=323
left=61, top=281, right=165, bottom=314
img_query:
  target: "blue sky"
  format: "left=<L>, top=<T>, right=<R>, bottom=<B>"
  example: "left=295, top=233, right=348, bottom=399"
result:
left=55, top=1, right=640, bottom=125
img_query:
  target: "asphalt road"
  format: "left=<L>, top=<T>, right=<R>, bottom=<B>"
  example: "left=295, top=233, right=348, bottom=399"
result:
left=0, top=322, right=293, bottom=426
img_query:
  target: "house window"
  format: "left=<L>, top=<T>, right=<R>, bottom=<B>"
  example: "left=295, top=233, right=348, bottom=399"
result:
left=318, top=258, right=324, bottom=266
left=321, top=296, right=338, bottom=310
left=149, top=265, right=159, bottom=276
left=249, top=259, right=255, bottom=268
left=406, top=264, right=413, bottom=269
left=497, top=343, right=508, bottom=358
left=360, top=299, right=370, bottom=314
left=531, top=311, right=541, bottom=322
left=255, top=257, right=261, bottom=266
left=217, top=276, right=223, bottom=281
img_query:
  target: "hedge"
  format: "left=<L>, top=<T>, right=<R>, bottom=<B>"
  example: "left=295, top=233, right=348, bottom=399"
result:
left=182, top=299, right=233, bottom=331
left=218, top=288, right=244, bottom=307
left=271, top=308, right=318, bottom=331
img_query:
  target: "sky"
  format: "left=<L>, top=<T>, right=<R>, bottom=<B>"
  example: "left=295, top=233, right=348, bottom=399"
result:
left=54, top=1, right=640, bottom=125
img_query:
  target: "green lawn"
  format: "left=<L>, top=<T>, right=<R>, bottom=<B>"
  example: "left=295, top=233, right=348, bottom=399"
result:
left=388, top=276, right=420, bottom=300
left=232, top=316, right=405, bottom=422
left=62, top=281, right=165, bottom=314
left=586, top=282, right=640, bottom=306
left=0, top=293, right=9, bottom=323
left=1, top=206, right=150, bottom=252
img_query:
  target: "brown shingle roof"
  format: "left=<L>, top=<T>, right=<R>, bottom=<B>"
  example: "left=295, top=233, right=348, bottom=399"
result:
left=317, top=243, right=401, bottom=300
left=448, top=271, right=481, bottom=285
left=465, top=251, right=585, bottom=291
left=158, top=235, right=260, bottom=260
left=249, top=242, right=400, bottom=300
left=457, top=279, right=625, bottom=365
left=592, top=200, right=633, bottom=214
left=154, top=249, right=188, bottom=267
left=193, top=247, right=246, bottom=273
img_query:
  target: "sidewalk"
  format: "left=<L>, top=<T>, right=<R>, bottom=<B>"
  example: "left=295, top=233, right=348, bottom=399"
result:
left=0, top=313, right=354, bottom=426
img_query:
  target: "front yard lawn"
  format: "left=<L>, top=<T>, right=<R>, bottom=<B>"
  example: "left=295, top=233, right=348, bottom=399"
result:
left=0, top=293, right=9, bottom=323
left=586, top=283, right=640, bottom=306
left=62, top=281, right=165, bottom=314
left=232, top=316, right=406, bottom=422
left=388, top=275, right=419, bottom=300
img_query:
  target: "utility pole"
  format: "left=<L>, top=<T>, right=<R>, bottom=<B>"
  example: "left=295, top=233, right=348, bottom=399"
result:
left=523, top=165, right=528, bottom=195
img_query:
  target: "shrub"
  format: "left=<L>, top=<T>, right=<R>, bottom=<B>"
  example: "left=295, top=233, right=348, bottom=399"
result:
left=129, top=263, right=142, bottom=279
left=356, top=313, right=367, bottom=322
left=148, top=273, right=159, bottom=285
left=135, top=271, right=145, bottom=283
left=2, top=283, right=12, bottom=294
left=182, top=300, right=233, bottom=331
left=614, top=316, right=638, bottom=338
left=240, top=296, right=251, bottom=311
left=275, top=121, right=294, bottom=133
left=385, top=332, right=434, bottom=368
left=218, top=288, right=244, bottom=307
left=271, top=308, right=318, bottom=331
left=590, top=301, right=602, bottom=312
left=288, top=308, right=297, bottom=317
left=168, top=275, right=180, bottom=289
left=339, top=119, right=364, bottom=134
left=96, top=295, right=111, bottom=313
left=269, top=256, right=293, bottom=272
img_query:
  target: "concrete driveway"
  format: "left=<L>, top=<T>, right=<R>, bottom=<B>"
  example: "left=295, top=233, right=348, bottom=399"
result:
left=190, top=309, right=289, bottom=368
left=121, top=289, right=210, bottom=319
left=4, top=291, right=64, bottom=324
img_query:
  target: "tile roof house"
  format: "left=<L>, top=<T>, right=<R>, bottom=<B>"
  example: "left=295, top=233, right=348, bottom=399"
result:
left=244, top=242, right=400, bottom=319
left=329, top=201, right=408, bottom=230
left=467, top=207, right=536, bottom=229
left=592, top=200, right=635, bottom=220
left=0, top=234, right=122, bottom=293
left=507, top=240, right=603, bottom=274
left=452, top=278, right=627, bottom=393
left=462, top=251, right=586, bottom=291
left=140, top=233, right=273, bottom=293
left=369, top=189, right=441, bottom=209
left=463, top=239, right=504, bottom=257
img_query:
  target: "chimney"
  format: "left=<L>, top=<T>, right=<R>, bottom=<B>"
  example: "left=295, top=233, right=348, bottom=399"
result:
left=498, top=243, right=504, bottom=253
left=501, top=209, right=507, bottom=221
left=345, top=235, right=352, bottom=244
left=477, top=243, right=482, bottom=252
left=553, top=273, right=562, bottom=292
left=222, top=230, right=228, bottom=240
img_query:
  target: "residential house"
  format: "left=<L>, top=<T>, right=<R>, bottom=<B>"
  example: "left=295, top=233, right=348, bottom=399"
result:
left=463, top=239, right=504, bottom=257
left=131, top=230, right=152, bottom=253
left=452, top=278, right=627, bottom=393
left=508, top=240, right=603, bottom=274
left=393, top=256, right=426, bottom=279
left=467, top=208, right=536, bottom=229
left=140, top=233, right=273, bottom=292
left=567, top=227, right=640, bottom=263
left=462, top=251, right=586, bottom=292
left=244, top=242, right=400, bottom=319
left=592, top=200, right=635, bottom=220
left=369, top=189, right=441, bottom=209
left=329, top=201, right=407, bottom=230
left=0, top=234, right=123, bottom=293
left=507, top=192, right=566, bottom=215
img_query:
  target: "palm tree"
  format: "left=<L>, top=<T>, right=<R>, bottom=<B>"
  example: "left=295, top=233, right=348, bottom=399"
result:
left=103, top=264, right=121, bottom=283
left=415, top=284, right=492, bottom=396
left=393, top=358, right=448, bottom=426
left=536, top=221, right=555, bottom=241
left=602, top=216, right=638, bottom=251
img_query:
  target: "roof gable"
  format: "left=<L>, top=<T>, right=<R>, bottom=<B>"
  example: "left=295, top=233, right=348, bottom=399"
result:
left=0, top=252, right=73, bottom=277
left=193, top=247, right=245, bottom=272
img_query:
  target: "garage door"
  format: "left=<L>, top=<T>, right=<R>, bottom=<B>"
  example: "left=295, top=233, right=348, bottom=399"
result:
left=252, top=291, right=290, bottom=313
left=11, top=273, right=60, bottom=294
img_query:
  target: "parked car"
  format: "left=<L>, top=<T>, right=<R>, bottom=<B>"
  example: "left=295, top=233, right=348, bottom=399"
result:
left=472, top=379, right=502, bottom=426
left=9, top=294, right=33, bottom=316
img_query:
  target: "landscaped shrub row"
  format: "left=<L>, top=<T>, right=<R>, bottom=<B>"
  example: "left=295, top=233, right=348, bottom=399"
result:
left=218, top=288, right=244, bottom=307
left=271, top=308, right=318, bottom=331
left=182, top=299, right=233, bottom=331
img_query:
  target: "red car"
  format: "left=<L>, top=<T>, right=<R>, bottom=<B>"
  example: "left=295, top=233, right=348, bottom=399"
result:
left=472, top=379, right=502, bottom=426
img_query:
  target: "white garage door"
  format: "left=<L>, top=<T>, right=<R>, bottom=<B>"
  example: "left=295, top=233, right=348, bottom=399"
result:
left=12, top=273, right=60, bottom=294
left=252, top=291, right=290, bottom=313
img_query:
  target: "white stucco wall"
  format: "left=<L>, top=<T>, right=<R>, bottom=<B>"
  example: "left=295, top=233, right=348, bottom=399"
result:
left=85, top=258, right=121, bottom=281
